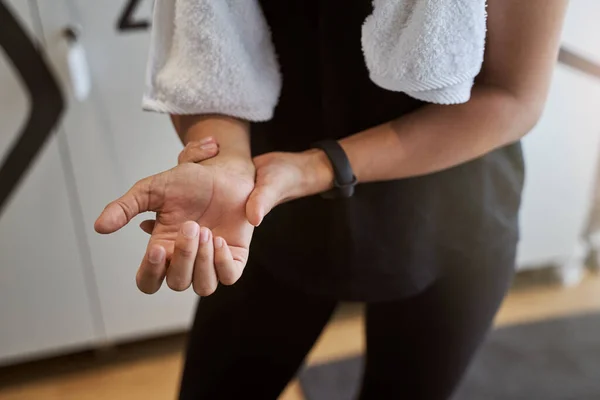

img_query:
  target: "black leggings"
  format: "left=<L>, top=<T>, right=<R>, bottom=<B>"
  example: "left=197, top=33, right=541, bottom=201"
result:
left=179, top=260, right=514, bottom=400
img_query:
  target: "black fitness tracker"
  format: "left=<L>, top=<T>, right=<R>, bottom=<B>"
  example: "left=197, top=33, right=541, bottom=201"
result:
left=312, top=140, right=358, bottom=199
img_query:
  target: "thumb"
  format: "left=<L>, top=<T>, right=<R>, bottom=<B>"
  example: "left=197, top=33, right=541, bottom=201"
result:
left=94, top=177, right=152, bottom=234
left=246, top=184, right=281, bottom=227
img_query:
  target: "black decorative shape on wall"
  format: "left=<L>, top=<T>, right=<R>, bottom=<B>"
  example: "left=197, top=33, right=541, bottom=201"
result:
left=117, top=0, right=150, bottom=32
left=0, top=1, right=65, bottom=217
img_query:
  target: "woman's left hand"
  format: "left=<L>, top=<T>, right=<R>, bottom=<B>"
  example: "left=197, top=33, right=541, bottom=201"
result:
left=246, top=150, right=334, bottom=225
left=179, top=146, right=335, bottom=226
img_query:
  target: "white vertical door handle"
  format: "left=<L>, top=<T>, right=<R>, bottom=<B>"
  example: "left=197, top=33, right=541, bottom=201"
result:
left=62, top=26, right=91, bottom=101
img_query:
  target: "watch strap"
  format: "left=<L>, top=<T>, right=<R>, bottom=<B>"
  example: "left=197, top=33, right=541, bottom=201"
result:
left=312, top=140, right=357, bottom=199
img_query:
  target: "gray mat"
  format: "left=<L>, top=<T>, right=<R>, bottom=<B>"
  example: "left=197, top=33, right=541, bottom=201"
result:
left=299, top=313, right=600, bottom=400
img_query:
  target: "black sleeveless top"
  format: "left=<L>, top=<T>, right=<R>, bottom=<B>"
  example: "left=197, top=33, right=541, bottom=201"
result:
left=249, top=0, right=525, bottom=302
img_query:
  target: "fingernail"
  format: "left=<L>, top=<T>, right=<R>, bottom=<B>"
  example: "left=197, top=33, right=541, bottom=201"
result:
left=148, top=247, right=164, bottom=264
left=256, top=209, right=264, bottom=227
left=199, top=227, right=209, bottom=243
left=215, top=237, right=224, bottom=249
left=200, top=143, right=217, bottom=150
left=182, top=222, right=199, bottom=238
left=199, top=137, right=214, bottom=145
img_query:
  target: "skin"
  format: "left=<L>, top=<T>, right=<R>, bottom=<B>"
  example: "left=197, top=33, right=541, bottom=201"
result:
left=95, top=0, right=569, bottom=296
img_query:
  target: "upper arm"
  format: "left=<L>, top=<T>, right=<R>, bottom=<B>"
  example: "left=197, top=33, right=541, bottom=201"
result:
left=478, top=0, right=569, bottom=111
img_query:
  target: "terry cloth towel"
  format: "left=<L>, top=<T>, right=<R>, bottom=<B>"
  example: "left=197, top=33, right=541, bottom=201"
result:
left=143, top=0, right=487, bottom=121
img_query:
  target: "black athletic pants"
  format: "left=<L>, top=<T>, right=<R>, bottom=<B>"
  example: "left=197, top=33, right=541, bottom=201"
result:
left=179, top=260, right=514, bottom=399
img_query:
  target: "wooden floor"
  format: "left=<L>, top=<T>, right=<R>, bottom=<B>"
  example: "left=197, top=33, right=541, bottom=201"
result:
left=1, top=270, right=599, bottom=400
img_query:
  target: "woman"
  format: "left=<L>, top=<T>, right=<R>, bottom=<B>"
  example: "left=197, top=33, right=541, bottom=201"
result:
left=95, top=0, right=568, bottom=398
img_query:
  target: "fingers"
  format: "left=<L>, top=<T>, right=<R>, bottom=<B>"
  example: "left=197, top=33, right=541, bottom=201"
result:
left=95, top=176, right=152, bottom=234
left=137, top=224, right=243, bottom=295
left=166, top=221, right=200, bottom=291
left=178, top=137, right=219, bottom=164
left=136, top=244, right=167, bottom=294
left=139, top=219, right=156, bottom=235
left=192, top=227, right=218, bottom=296
left=213, top=237, right=243, bottom=285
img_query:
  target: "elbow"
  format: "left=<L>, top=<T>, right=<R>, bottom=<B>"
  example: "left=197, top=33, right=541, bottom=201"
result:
left=503, top=92, right=547, bottom=143
left=516, top=100, right=544, bottom=140
left=479, top=82, right=548, bottom=143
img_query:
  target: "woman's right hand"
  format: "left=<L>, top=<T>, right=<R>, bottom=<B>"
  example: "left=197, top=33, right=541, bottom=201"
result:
left=94, top=140, right=256, bottom=297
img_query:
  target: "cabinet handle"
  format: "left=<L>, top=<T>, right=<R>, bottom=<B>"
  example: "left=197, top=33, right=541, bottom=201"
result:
left=62, top=25, right=91, bottom=101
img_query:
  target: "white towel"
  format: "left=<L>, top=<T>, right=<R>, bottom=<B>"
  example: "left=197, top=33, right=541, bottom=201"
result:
left=143, top=0, right=281, bottom=121
left=144, top=0, right=487, bottom=121
left=362, top=0, right=487, bottom=104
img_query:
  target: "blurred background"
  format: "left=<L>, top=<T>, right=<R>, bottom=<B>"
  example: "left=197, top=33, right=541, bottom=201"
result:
left=1, top=0, right=600, bottom=399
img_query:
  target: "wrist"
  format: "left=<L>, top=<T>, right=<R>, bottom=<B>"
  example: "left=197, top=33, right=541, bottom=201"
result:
left=300, top=149, right=335, bottom=196
left=178, top=114, right=252, bottom=158
left=203, top=152, right=255, bottom=177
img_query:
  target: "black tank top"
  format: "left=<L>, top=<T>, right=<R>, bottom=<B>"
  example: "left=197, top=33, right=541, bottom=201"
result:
left=249, top=0, right=525, bottom=301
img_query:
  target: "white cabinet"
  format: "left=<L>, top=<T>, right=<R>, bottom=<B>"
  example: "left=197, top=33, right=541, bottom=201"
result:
left=0, top=0, right=196, bottom=366
left=0, top=0, right=99, bottom=365
left=518, top=66, right=600, bottom=277
left=35, top=0, right=197, bottom=343
left=516, top=0, right=600, bottom=285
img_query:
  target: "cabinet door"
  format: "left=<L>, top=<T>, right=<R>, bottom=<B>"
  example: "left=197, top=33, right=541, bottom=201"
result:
left=36, top=0, right=197, bottom=342
left=0, top=0, right=99, bottom=365
left=517, top=0, right=600, bottom=267
left=518, top=67, right=600, bottom=267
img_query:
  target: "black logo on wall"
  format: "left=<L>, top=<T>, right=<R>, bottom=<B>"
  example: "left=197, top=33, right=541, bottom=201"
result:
left=0, top=1, right=65, bottom=217
left=117, top=0, right=151, bottom=32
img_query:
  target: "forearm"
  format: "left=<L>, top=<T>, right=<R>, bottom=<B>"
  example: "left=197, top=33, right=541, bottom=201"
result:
left=303, top=84, right=540, bottom=194
left=171, top=114, right=251, bottom=160
left=341, top=84, right=540, bottom=183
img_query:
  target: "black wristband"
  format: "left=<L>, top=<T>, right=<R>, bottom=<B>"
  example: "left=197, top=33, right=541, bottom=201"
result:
left=312, top=140, right=357, bottom=199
